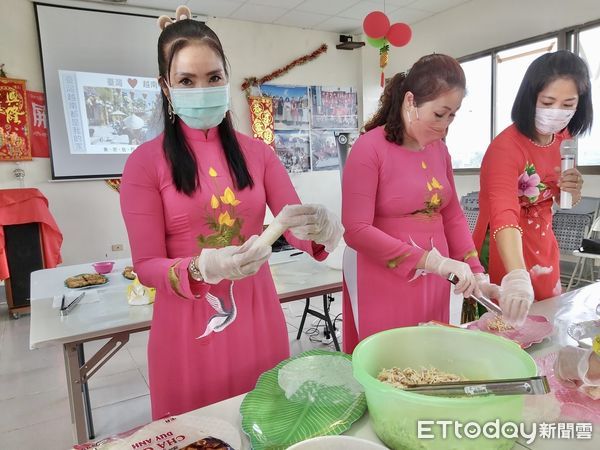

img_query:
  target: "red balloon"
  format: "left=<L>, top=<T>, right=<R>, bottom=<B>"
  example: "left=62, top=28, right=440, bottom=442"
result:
left=386, top=22, right=412, bottom=47
left=363, top=11, right=390, bottom=39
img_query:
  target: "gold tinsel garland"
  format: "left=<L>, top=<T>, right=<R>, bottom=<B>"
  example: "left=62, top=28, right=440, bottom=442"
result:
left=105, top=179, right=121, bottom=192
left=241, top=44, right=327, bottom=95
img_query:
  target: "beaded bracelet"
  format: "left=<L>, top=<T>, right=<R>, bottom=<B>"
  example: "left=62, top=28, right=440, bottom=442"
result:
left=188, top=255, right=204, bottom=281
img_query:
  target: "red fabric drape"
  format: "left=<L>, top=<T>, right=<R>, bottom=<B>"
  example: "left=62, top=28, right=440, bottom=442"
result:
left=0, top=188, right=63, bottom=280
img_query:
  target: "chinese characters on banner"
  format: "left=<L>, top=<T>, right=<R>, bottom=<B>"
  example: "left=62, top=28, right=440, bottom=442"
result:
left=0, top=78, right=32, bottom=161
left=26, top=91, right=50, bottom=157
left=248, top=96, right=275, bottom=149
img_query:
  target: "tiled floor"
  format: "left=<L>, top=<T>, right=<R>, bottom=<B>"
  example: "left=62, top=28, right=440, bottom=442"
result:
left=0, top=281, right=475, bottom=450
left=0, top=293, right=343, bottom=450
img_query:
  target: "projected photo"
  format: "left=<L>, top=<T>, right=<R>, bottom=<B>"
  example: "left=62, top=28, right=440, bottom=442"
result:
left=310, top=130, right=358, bottom=171
left=261, top=85, right=310, bottom=130
left=273, top=130, right=310, bottom=173
left=310, top=86, right=358, bottom=130
left=59, top=70, right=162, bottom=154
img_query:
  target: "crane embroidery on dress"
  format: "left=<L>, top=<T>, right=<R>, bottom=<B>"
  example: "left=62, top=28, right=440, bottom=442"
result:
left=196, top=282, right=237, bottom=339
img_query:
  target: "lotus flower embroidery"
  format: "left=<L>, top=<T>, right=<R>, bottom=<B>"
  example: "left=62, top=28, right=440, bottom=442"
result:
left=196, top=167, right=245, bottom=248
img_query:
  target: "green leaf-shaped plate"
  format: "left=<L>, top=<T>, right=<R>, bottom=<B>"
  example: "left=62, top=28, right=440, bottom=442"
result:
left=240, top=350, right=367, bottom=450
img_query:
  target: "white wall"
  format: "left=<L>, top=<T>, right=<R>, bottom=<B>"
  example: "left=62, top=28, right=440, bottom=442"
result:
left=3, top=0, right=600, bottom=264
left=210, top=17, right=360, bottom=218
left=361, top=0, right=600, bottom=198
left=0, top=0, right=131, bottom=265
left=0, top=0, right=360, bottom=264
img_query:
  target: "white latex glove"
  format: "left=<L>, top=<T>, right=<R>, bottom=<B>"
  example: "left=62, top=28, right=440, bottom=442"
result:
left=277, top=204, right=343, bottom=252
left=424, top=247, right=479, bottom=297
left=499, top=269, right=534, bottom=328
left=554, top=346, right=600, bottom=399
left=197, top=235, right=271, bottom=284
left=474, top=273, right=501, bottom=300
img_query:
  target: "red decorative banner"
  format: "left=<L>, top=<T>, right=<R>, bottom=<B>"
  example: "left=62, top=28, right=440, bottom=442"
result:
left=248, top=96, right=274, bottom=149
left=0, top=78, right=31, bottom=161
left=26, top=91, right=50, bottom=158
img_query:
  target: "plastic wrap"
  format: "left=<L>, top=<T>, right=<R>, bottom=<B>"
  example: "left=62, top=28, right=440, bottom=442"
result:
left=240, top=350, right=367, bottom=450
left=72, top=415, right=241, bottom=449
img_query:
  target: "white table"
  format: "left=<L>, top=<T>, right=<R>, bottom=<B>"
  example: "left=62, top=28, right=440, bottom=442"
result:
left=175, top=284, right=600, bottom=450
left=29, top=252, right=343, bottom=444
left=29, top=258, right=149, bottom=443
left=187, top=392, right=383, bottom=449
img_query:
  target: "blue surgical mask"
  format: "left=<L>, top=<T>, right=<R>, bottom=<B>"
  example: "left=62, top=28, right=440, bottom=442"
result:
left=169, top=84, right=230, bottom=130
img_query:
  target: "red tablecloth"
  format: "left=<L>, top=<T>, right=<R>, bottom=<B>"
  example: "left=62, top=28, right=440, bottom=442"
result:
left=0, top=188, right=62, bottom=280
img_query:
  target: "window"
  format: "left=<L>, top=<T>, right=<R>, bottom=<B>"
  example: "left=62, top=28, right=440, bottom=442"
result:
left=495, top=38, right=557, bottom=135
left=446, top=20, right=600, bottom=171
left=445, top=56, right=491, bottom=169
left=447, top=37, right=557, bottom=170
left=577, top=24, right=600, bottom=166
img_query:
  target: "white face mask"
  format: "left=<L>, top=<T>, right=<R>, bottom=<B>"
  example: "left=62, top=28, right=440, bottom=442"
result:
left=535, top=107, right=575, bottom=135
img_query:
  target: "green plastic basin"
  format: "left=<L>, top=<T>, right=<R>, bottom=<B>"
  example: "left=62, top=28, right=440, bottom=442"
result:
left=352, top=326, right=537, bottom=450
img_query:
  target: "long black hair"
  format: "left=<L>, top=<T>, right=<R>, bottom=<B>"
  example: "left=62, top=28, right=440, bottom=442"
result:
left=157, top=20, right=253, bottom=196
left=511, top=50, right=593, bottom=140
left=365, top=54, right=465, bottom=145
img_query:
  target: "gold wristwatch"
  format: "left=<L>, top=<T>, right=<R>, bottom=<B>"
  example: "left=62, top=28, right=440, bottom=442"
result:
left=188, top=256, right=203, bottom=281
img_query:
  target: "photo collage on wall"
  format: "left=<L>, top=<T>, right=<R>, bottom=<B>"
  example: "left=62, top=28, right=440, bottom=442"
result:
left=260, top=84, right=359, bottom=173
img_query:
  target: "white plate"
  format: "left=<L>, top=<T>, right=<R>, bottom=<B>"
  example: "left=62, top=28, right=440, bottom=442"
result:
left=288, top=435, right=387, bottom=450
left=66, top=279, right=110, bottom=290
left=64, top=273, right=109, bottom=290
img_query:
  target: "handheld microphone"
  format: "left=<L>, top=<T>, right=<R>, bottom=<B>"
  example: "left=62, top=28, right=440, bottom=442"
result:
left=559, top=139, right=577, bottom=209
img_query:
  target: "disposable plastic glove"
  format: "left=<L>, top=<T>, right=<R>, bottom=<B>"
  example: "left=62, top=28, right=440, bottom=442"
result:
left=424, top=247, right=479, bottom=297
left=197, top=235, right=271, bottom=284
left=474, top=273, right=501, bottom=300
left=277, top=204, right=343, bottom=252
left=554, top=345, right=600, bottom=400
left=499, top=269, right=534, bottom=327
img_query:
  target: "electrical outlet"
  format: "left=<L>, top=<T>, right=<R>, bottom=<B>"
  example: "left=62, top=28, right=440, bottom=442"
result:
left=111, top=244, right=124, bottom=252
